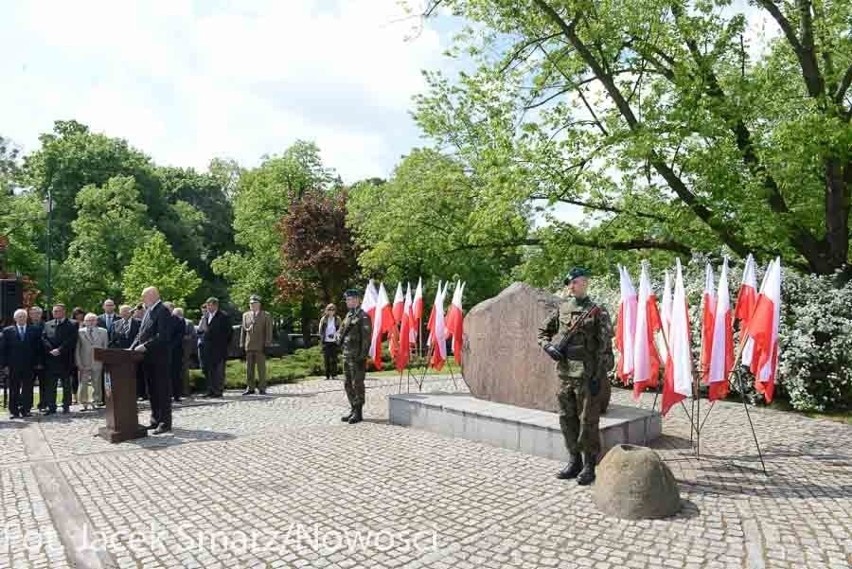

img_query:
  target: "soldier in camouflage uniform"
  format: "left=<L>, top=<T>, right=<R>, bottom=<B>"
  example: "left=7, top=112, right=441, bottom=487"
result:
left=537, top=267, right=615, bottom=485
left=336, top=289, right=372, bottom=424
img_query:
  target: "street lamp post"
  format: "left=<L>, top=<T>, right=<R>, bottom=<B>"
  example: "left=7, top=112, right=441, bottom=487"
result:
left=44, top=189, right=53, bottom=309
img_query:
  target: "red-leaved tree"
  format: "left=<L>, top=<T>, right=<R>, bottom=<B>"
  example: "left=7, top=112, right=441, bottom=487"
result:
left=276, top=189, right=360, bottom=342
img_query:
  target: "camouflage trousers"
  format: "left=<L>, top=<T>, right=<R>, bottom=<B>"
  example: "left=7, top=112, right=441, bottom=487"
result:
left=557, top=374, right=606, bottom=455
left=343, top=357, right=366, bottom=407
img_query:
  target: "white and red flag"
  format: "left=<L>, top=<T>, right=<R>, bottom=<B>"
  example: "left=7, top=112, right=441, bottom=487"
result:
left=700, top=263, right=716, bottom=384
left=412, top=278, right=424, bottom=325
left=369, top=283, right=395, bottom=370
left=662, top=258, right=693, bottom=416
left=741, top=258, right=782, bottom=403
left=361, top=280, right=378, bottom=322
left=444, top=281, right=465, bottom=365
left=631, top=264, right=662, bottom=397
left=395, top=284, right=414, bottom=372
left=737, top=255, right=759, bottom=369
left=427, top=282, right=448, bottom=371
left=657, top=271, right=672, bottom=365
left=392, top=283, right=404, bottom=324
left=615, top=265, right=638, bottom=384
left=707, top=258, right=734, bottom=401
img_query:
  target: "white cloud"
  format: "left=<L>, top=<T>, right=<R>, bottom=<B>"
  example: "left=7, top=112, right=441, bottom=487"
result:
left=0, top=0, right=445, bottom=182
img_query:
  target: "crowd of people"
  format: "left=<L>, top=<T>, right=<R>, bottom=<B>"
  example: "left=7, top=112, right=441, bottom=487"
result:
left=0, top=287, right=273, bottom=434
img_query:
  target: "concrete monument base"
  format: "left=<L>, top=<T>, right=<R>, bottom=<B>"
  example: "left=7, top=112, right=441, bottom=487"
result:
left=388, top=392, right=661, bottom=461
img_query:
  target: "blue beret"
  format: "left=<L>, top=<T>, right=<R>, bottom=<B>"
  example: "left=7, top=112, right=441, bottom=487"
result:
left=564, top=267, right=591, bottom=284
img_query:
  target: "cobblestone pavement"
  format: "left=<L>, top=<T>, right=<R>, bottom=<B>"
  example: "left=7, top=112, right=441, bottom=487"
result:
left=0, top=374, right=849, bottom=569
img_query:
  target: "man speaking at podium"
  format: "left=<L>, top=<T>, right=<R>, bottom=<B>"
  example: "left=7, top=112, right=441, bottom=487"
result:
left=130, top=287, right=172, bottom=434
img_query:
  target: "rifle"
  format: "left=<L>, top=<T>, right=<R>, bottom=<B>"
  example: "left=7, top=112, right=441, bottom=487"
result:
left=552, top=304, right=601, bottom=361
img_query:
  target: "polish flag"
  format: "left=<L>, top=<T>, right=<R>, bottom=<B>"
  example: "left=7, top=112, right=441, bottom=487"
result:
left=427, top=283, right=447, bottom=371
left=631, top=264, right=662, bottom=397
left=395, top=285, right=414, bottom=372
left=412, top=278, right=424, bottom=324
left=700, top=263, right=716, bottom=384
left=707, top=258, right=734, bottom=401
left=405, top=282, right=417, bottom=343
left=427, top=280, right=441, bottom=339
left=661, top=270, right=673, bottom=343
left=662, top=258, right=693, bottom=416
left=657, top=270, right=673, bottom=363
left=369, top=283, right=395, bottom=370
left=615, top=266, right=638, bottom=384
left=392, top=283, right=404, bottom=324
left=361, top=280, right=378, bottom=322
left=444, top=281, right=465, bottom=365
left=742, top=258, right=782, bottom=403
left=735, top=254, right=758, bottom=327
left=741, top=259, right=772, bottom=370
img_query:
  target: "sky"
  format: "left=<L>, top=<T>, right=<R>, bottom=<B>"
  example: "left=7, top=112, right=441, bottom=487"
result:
left=0, top=0, right=454, bottom=184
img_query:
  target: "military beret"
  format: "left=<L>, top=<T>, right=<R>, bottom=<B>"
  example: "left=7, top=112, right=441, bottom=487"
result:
left=249, top=294, right=261, bottom=303
left=564, top=267, right=591, bottom=284
left=343, top=288, right=362, bottom=299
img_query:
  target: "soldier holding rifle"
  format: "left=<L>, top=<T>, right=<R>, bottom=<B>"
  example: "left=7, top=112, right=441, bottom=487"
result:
left=538, top=267, right=614, bottom=486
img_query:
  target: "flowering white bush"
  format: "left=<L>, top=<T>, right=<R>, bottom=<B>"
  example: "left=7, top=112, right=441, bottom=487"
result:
left=583, top=255, right=852, bottom=412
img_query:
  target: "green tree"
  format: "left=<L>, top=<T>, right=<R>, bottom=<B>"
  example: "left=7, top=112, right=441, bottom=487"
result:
left=122, top=232, right=201, bottom=308
left=416, top=0, right=852, bottom=277
left=21, top=120, right=167, bottom=260
left=56, top=176, right=152, bottom=307
left=347, top=148, right=528, bottom=304
left=0, top=136, right=45, bottom=279
left=212, top=141, right=339, bottom=314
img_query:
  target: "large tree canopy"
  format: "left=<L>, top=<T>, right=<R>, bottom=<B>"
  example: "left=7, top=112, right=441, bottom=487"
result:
left=416, top=0, right=852, bottom=275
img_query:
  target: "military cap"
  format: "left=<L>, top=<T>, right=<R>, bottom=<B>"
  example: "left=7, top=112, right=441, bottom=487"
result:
left=249, top=294, right=261, bottom=303
left=564, top=266, right=591, bottom=284
left=343, top=288, right=362, bottom=299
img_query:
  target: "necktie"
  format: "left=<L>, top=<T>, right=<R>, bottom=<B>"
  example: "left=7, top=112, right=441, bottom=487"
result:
left=18, top=326, right=24, bottom=341
left=88, top=328, right=94, bottom=342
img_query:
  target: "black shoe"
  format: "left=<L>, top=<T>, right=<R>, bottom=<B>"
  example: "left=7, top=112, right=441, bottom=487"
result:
left=21, top=412, right=32, bottom=418
left=152, top=424, right=171, bottom=435
left=173, top=397, right=182, bottom=403
left=577, top=453, right=597, bottom=486
left=341, top=407, right=354, bottom=422
left=145, top=422, right=158, bottom=430
left=44, top=408, right=56, bottom=416
left=348, top=406, right=363, bottom=424
left=10, top=413, right=20, bottom=419
left=556, top=452, right=583, bottom=480
left=258, top=389, right=267, bottom=395
left=242, top=388, right=255, bottom=396
left=61, top=407, right=70, bottom=414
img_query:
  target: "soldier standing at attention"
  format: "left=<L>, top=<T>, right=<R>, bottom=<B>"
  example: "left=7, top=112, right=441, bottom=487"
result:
left=538, top=267, right=614, bottom=486
left=337, top=289, right=372, bottom=424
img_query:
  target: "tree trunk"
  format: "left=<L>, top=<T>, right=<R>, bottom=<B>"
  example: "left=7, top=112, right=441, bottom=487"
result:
left=300, top=298, right=313, bottom=347
left=823, top=158, right=851, bottom=272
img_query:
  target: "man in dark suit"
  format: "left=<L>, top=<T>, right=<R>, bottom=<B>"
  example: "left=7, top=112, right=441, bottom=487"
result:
left=97, top=299, right=118, bottom=341
left=28, top=306, right=47, bottom=412
left=42, top=304, right=78, bottom=414
left=1, top=309, right=42, bottom=417
left=110, top=305, right=139, bottom=349
left=131, top=287, right=172, bottom=434
left=197, top=297, right=232, bottom=397
left=162, top=302, right=187, bottom=403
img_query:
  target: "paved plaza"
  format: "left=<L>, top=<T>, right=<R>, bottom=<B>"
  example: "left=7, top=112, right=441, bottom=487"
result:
left=0, top=374, right=849, bottom=569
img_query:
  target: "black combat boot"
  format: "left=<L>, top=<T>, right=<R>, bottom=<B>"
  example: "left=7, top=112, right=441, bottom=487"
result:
left=577, top=452, right=597, bottom=486
left=348, top=405, right=363, bottom=424
left=341, top=406, right=354, bottom=422
left=556, top=452, right=583, bottom=479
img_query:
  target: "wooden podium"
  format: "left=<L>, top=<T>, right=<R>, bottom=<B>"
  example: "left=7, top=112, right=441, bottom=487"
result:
left=94, top=348, right=147, bottom=443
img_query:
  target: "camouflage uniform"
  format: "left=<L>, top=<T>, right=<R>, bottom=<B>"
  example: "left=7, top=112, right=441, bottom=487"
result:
left=538, top=294, right=614, bottom=456
left=338, top=306, right=372, bottom=409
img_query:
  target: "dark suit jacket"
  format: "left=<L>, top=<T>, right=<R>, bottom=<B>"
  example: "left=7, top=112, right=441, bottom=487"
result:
left=1, top=325, right=42, bottom=373
left=111, top=317, right=140, bottom=349
left=169, top=314, right=186, bottom=349
left=131, top=302, right=171, bottom=359
left=198, top=310, right=232, bottom=361
left=97, top=313, right=119, bottom=339
left=42, top=318, right=78, bottom=375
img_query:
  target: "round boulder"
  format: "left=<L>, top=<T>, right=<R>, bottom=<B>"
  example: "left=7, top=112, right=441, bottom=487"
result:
left=592, top=444, right=681, bottom=519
